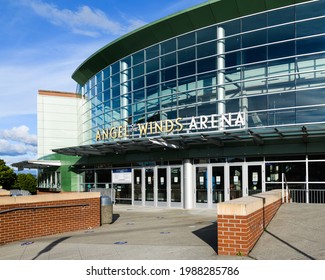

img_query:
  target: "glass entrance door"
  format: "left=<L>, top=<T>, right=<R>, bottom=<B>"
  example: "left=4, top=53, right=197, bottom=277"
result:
left=145, top=168, right=154, bottom=206
left=196, top=166, right=208, bottom=207
left=133, top=166, right=183, bottom=208
left=248, top=164, right=263, bottom=195
left=229, top=165, right=243, bottom=200
left=157, top=168, right=167, bottom=207
left=133, top=169, right=142, bottom=205
left=212, top=166, right=225, bottom=203
left=170, top=167, right=182, bottom=207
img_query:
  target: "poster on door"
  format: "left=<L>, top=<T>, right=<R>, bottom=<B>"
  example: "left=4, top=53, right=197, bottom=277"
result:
left=252, top=172, right=258, bottom=185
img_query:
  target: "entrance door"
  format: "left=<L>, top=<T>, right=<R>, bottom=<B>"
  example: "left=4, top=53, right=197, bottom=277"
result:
left=157, top=168, right=167, bottom=207
left=133, top=166, right=183, bottom=208
left=195, top=165, right=225, bottom=208
left=248, top=164, right=263, bottom=195
left=196, top=166, right=208, bottom=207
left=229, top=165, right=244, bottom=200
left=228, top=163, right=264, bottom=200
left=145, top=168, right=155, bottom=206
left=212, top=166, right=225, bottom=203
left=170, top=167, right=182, bottom=207
left=133, top=169, right=142, bottom=205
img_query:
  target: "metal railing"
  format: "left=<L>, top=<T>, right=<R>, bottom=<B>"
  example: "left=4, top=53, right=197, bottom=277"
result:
left=0, top=203, right=89, bottom=215
left=281, top=174, right=325, bottom=204
left=290, top=189, right=325, bottom=204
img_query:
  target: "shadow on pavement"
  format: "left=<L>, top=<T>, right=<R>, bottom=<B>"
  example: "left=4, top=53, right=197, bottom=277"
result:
left=192, top=222, right=218, bottom=254
left=112, top=213, right=120, bottom=223
left=263, top=229, right=315, bottom=260
left=32, top=236, right=70, bottom=260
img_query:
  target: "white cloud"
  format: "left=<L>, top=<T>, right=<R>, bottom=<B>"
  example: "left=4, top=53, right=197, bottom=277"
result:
left=0, top=1, right=147, bottom=119
left=0, top=126, right=37, bottom=165
left=22, top=0, right=146, bottom=37
left=0, top=125, right=37, bottom=146
left=0, top=139, right=37, bottom=156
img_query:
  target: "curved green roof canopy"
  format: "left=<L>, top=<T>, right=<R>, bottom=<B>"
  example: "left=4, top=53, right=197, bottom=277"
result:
left=72, top=0, right=311, bottom=85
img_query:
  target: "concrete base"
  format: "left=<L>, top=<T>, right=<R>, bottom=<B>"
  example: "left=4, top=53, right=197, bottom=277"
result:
left=101, top=204, right=113, bottom=224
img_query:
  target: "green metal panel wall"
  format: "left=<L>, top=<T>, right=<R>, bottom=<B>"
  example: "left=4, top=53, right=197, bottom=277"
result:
left=40, top=154, right=81, bottom=192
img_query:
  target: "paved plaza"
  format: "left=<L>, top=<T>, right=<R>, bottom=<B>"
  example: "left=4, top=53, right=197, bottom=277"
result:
left=0, top=204, right=324, bottom=260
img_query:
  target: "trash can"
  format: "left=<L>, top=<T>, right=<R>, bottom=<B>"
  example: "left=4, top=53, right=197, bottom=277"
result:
left=100, top=196, right=113, bottom=224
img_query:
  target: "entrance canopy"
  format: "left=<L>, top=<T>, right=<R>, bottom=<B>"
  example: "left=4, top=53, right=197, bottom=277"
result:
left=12, top=160, right=62, bottom=171
left=52, top=125, right=325, bottom=157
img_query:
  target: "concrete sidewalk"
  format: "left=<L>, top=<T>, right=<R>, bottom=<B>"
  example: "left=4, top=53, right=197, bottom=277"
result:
left=0, top=203, right=324, bottom=260
left=0, top=206, right=247, bottom=260
left=249, top=203, right=325, bottom=260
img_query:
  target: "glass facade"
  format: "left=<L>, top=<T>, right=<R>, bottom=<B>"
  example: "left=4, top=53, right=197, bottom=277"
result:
left=79, top=0, right=325, bottom=145
left=58, top=0, right=325, bottom=206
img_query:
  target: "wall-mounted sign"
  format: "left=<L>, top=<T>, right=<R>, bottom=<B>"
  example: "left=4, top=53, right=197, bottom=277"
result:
left=112, top=169, right=132, bottom=184
left=96, top=112, right=246, bottom=141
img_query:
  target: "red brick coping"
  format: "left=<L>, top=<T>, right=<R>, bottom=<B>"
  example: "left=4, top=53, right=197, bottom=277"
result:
left=217, top=190, right=284, bottom=256
left=0, top=192, right=100, bottom=245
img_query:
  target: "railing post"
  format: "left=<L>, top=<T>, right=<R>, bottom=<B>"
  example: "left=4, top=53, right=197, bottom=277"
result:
left=281, top=173, right=285, bottom=203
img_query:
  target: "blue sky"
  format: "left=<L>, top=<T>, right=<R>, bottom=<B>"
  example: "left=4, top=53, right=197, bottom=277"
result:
left=0, top=0, right=207, bottom=167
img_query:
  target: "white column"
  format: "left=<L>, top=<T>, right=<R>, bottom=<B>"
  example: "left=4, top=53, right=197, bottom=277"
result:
left=306, top=155, right=309, bottom=204
left=94, top=171, right=98, bottom=189
left=217, top=26, right=226, bottom=131
left=120, top=61, right=129, bottom=127
left=184, top=159, right=194, bottom=209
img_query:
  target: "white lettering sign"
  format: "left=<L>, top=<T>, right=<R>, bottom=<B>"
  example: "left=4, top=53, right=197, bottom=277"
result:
left=96, top=112, right=246, bottom=141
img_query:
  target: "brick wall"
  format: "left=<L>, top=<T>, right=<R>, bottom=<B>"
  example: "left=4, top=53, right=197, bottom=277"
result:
left=0, top=193, right=100, bottom=245
left=217, top=190, right=283, bottom=256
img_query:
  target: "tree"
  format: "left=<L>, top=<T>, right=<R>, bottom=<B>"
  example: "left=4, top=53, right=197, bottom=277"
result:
left=15, top=173, right=37, bottom=195
left=0, top=159, right=17, bottom=190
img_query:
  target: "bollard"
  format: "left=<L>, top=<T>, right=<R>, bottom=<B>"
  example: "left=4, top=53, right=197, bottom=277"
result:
left=100, top=196, right=113, bottom=224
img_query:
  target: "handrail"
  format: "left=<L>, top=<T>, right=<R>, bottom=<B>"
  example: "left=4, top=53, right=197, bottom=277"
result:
left=0, top=203, right=89, bottom=215
left=281, top=173, right=289, bottom=203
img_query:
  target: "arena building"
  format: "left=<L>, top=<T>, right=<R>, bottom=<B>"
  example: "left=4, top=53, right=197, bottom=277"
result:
left=14, top=0, right=325, bottom=208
